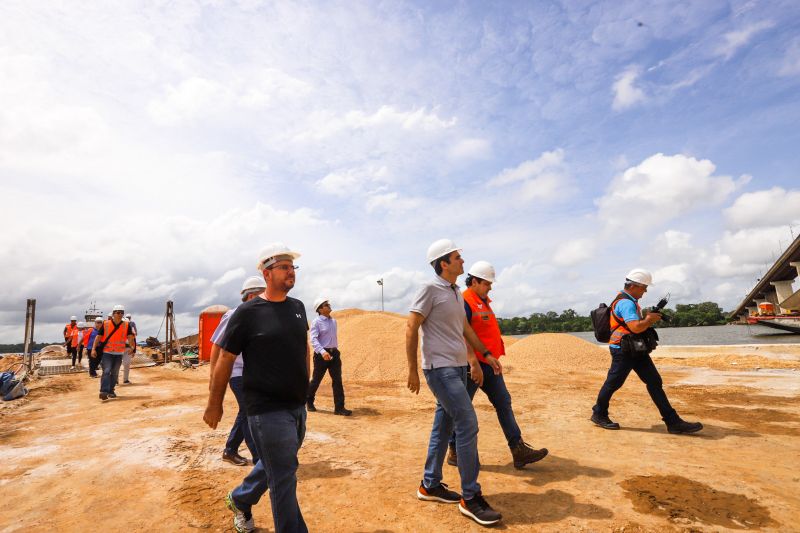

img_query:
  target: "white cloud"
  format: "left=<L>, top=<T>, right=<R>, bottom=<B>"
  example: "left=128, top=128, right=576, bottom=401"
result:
left=364, top=191, right=424, bottom=213
left=448, top=138, right=492, bottom=160
left=714, top=20, right=774, bottom=60
left=552, top=239, right=596, bottom=267
left=724, top=187, right=800, bottom=229
left=612, top=66, right=647, bottom=111
left=488, top=149, right=565, bottom=187
left=316, top=165, right=390, bottom=196
left=708, top=226, right=794, bottom=278
left=596, top=153, right=746, bottom=233
left=213, top=268, right=247, bottom=287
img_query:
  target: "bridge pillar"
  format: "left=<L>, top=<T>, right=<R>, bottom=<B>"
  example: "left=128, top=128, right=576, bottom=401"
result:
left=791, top=261, right=800, bottom=278
left=771, top=280, right=795, bottom=314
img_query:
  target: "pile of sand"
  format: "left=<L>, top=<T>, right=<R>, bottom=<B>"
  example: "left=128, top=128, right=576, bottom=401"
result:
left=336, top=311, right=408, bottom=381
left=38, top=345, right=67, bottom=359
left=0, top=354, right=24, bottom=372
left=505, top=333, right=608, bottom=371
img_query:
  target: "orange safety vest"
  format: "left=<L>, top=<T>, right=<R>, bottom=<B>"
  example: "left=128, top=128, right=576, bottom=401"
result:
left=101, top=319, right=130, bottom=354
left=82, top=329, right=92, bottom=347
left=463, top=288, right=505, bottom=362
left=608, top=292, right=641, bottom=346
left=65, top=324, right=80, bottom=347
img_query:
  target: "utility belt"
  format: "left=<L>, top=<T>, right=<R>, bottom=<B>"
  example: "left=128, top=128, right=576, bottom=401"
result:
left=619, top=328, right=659, bottom=356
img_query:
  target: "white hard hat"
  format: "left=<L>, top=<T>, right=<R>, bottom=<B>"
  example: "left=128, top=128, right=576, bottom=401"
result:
left=125, top=313, right=131, bottom=319
left=70, top=316, right=77, bottom=321
left=241, top=275, right=267, bottom=293
left=625, top=268, right=653, bottom=286
left=468, top=261, right=496, bottom=283
left=77, top=322, right=86, bottom=328
left=94, top=317, right=104, bottom=322
left=426, top=238, right=461, bottom=264
left=256, top=242, right=301, bottom=271
left=312, top=297, right=329, bottom=312
left=112, top=304, right=125, bottom=312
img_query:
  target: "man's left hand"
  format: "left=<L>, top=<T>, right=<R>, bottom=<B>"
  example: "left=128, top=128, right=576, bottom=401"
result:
left=485, top=355, right=502, bottom=375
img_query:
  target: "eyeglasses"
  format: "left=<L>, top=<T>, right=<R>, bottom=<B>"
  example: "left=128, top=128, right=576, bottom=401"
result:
left=113, top=311, right=124, bottom=314
left=268, top=264, right=299, bottom=272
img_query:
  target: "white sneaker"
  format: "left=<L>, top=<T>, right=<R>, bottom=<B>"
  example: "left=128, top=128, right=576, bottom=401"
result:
left=225, top=492, right=254, bottom=533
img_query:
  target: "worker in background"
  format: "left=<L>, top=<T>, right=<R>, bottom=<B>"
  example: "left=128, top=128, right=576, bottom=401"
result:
left=122, top=313, right=138, bottom=385
left=306, top=298, right=352, bottom=416
left=447, top=261, right=548, bottom=470
left=204, top=243, right=310, bottom=533
left=75, top=322, right=88, bottom=369
left=92, top=304, right=135, bottom=401
left=64, top=316, right=79, bottom=368
left=591, top=269, right=703, bottom=434
left=87, top=317, right=103, bottom=378
left=208, top=275, right=266, bottom=467
left=406, top=239, right=503, bottom=527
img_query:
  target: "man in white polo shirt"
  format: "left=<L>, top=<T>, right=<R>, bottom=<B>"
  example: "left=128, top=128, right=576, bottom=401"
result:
left=406, top=238, right=503, bottom=527
left=208, top=275, right=266, bottom=467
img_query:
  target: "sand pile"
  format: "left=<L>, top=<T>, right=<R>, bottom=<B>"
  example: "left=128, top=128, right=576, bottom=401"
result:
left=505, top=333, right=608, bottom=371
left=336, top=311, right=408, bottom=381
left=38, top=345, right=67, bottom=359
left=0, top=354, right=24, bottom=372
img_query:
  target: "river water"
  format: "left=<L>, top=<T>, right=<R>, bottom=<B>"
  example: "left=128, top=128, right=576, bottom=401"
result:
left=561, top=324, right=800, bottom=346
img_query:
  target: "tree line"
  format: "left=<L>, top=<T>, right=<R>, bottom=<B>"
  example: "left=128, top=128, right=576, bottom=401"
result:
left=498, top=302, right=727, bottom=334
left=0, top=342, right=50, bottom=355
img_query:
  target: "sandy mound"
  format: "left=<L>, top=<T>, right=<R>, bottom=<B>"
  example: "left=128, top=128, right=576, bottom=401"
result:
left=337, top=311, right=408, bottom=381
left=333, top=308, right=405, bottom=320
left=0, top=354, right=24, bottom=372
left=39, top=345, right=67, bottom=360
left=505, top=333, right=608, bottom=371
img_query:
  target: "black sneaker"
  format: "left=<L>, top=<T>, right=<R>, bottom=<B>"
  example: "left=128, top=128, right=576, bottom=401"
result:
left=459, top=492, right=502, bottom=526
left=667, top=419, right=703, bottom=434
left=99, top=392, right=108, bottom=401
left=334, top=408, right=352, bottom=416
left=108, top=392, right=117, bottom=399
left=590, top=413, right=620, bottom=430
left=306, top=401, right=317, bottom=412
left=417, top=481, right=460, bottom=503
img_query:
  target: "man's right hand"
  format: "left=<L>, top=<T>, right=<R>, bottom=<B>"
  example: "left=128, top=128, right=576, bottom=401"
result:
left=322, top=351, right=332, bottom=361
left=648, top=312, right=662, bottom=324
left=203, top=403, right=223, bottom=429
left=407, top=371, right=420, bottom=394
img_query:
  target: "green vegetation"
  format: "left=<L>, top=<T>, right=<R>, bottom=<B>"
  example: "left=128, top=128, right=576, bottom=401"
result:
left=0, top=342, right=51, bottom=354
left=498, top=302, right=727, bottom=334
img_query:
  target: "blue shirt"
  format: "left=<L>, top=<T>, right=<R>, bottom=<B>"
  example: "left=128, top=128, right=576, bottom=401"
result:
left=310, top=315, right=338, bottom=354
left=610, top=290, right=641, bottom=348
left=87, top=328, right=100, bottom=350
left=211, top=308, right=244, bottom=378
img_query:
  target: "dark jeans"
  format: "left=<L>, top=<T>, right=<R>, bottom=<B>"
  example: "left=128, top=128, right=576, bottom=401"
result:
left=66, top=344, right=77, bottom=361
left=449, top=360, right=522, bottom=449
left=100, top=353, right=123, bottom=394
left=231, top=407, right=307, bottom=533
left=306, top=348, right=345, bottom=409
left=423, top=365, right=481, bottom=500
left=592, top=347, right=679, bottom=424
left=73, top=345, right=84, bottom=366
left=88, top=348, right=102, bottom=376
left=226, top=376, right=259, bottom=462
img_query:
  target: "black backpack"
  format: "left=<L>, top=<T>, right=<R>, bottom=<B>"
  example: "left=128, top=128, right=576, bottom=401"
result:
left=591, top=293, right=633, bottom=342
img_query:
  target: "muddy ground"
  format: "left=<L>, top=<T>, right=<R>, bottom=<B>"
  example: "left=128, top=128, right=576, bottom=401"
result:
left=1, top=346, right=798, bottom=532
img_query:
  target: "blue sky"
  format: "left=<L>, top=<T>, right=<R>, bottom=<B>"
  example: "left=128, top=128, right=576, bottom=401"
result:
left=1, top=0, right=799, bottom=342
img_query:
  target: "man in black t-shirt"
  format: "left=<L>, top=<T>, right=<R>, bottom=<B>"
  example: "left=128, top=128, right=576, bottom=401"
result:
left=204, top=242, right=310, bottom=533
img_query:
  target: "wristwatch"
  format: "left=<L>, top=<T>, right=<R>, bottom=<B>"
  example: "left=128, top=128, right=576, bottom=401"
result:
left=482, top=350, right=492, bottom=358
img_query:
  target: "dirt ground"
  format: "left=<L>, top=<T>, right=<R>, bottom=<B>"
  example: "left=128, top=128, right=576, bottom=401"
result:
left=1, top=334, right=799, bottom=532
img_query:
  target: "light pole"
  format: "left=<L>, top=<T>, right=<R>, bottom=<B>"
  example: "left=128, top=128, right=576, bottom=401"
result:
left=377, top=278, right=384, bottom=311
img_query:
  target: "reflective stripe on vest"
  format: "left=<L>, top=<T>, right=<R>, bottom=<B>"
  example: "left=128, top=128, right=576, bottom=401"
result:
left=463, top=288, right=505, bottom=362
left=608, top=292, right=641, bottom=345
left=102, top=319, right=129, bottom=354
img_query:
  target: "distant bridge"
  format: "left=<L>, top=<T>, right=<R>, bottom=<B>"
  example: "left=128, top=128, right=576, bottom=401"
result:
left=729, top=233, right=800, bottom=321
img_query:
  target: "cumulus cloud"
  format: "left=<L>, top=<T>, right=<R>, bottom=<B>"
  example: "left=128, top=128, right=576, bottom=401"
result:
left=724, top=187, right=800, bottom=229
left=714, top=20, right=774, bottom=60
left=448, top=138, right=492, bottom=160
left=596, top=153, right=747, bottom=233
left=486, top=149, right=573, bottom=203
left=552, top=239, right=596, bottom=267
left=612, top=66, right=647, bottom=111
left=316, top=165, right=391, bottom=196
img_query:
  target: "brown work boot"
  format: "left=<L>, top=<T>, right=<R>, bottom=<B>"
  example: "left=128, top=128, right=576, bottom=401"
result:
left=511, top=440, right=548, bottom=469
left=446, top=444, right=458, bottom=467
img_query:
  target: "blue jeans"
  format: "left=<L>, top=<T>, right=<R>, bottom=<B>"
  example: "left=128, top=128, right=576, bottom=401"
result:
left=423, top=365, right=480, bottom=500
left=100, top=353, right=123, bottom=394
left=449, top=360, right=522, bottom=449
left=231, top=407, right=307, bottom=533
left=593, top=347, right=679, bottom=424
left=226, top=376, right=259, bottom=462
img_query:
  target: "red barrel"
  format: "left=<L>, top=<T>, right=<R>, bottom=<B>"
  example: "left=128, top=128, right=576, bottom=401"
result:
left=198, top=305, right=229, bottom=361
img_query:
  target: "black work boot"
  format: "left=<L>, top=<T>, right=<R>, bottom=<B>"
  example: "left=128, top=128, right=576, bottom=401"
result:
left=446, top=444, right=458, bottom=467
left=667, top=418, right=703, bottom=434
left=590, top=413, right=620, bottom=430
left=306, top=401, right=317, bottom=412
left=510, top=440, right=548, bottom=469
